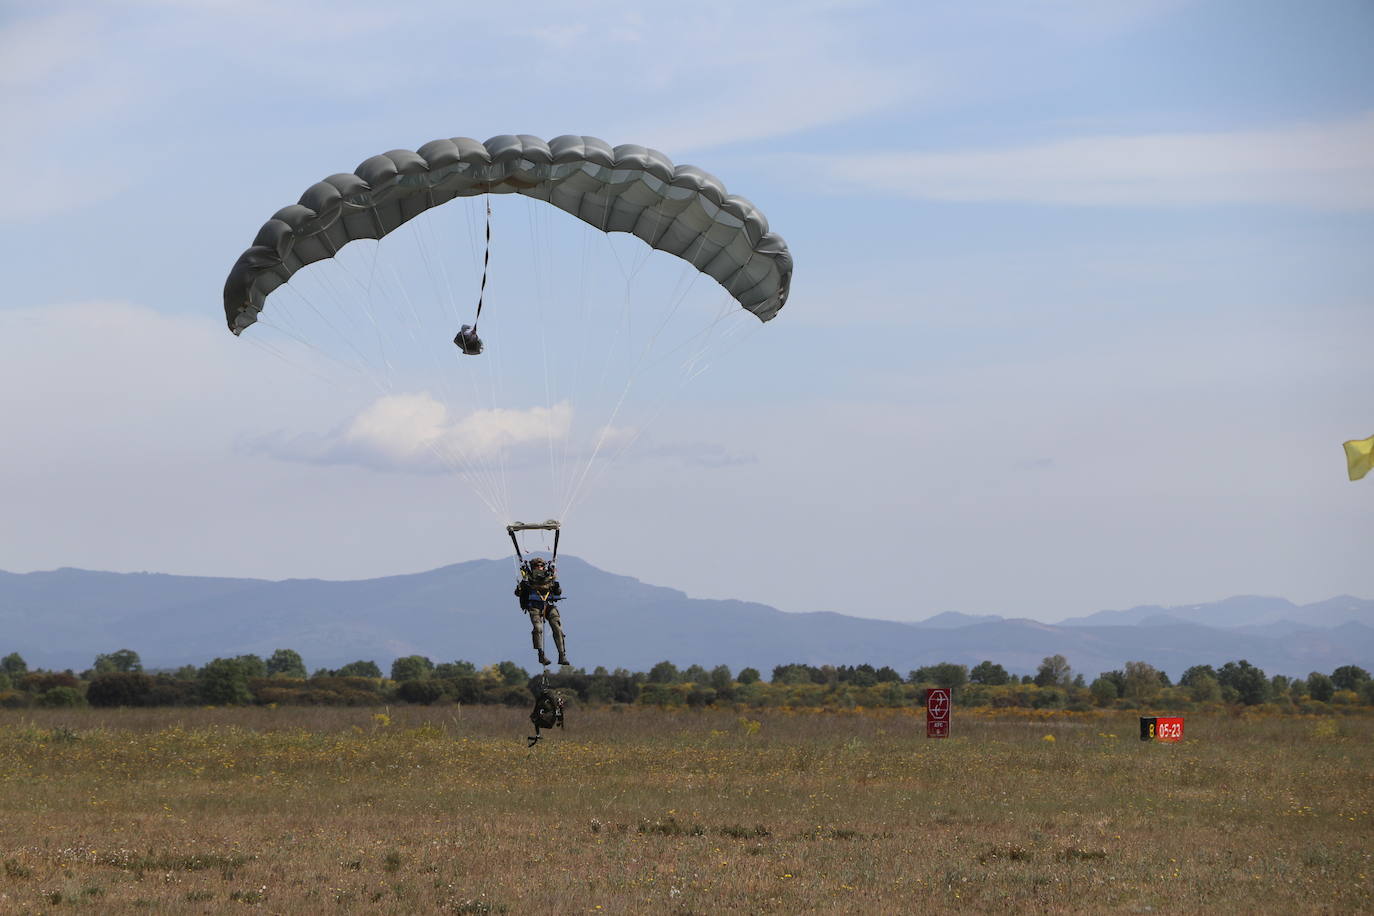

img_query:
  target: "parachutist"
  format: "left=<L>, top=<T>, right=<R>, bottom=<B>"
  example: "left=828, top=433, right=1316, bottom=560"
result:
left=453, top=325, right=483, bottom=355
left=516, top=557, right=568, bottom=666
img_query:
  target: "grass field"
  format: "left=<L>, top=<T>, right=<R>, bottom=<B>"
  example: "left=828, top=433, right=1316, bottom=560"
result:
left=1, top=705, right=1369, bottom=913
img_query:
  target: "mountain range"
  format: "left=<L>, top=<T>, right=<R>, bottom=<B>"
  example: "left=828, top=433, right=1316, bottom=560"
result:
left=1, top=559, right=1370, bottom=680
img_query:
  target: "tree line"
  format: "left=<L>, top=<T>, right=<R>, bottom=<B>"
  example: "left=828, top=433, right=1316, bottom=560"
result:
left=1, top=650, right=1371, bottom=711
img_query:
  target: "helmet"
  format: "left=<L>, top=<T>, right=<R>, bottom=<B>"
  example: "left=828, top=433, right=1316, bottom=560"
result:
left=530, top=558, right=546, bottom=568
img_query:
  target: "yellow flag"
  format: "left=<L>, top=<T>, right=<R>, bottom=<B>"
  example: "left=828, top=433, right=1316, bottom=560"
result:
left=1345, top=435, right=1374, bottom=481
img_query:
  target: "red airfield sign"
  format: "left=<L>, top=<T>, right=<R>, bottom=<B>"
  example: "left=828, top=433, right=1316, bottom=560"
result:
left=1139, top=716, right=1184, bottom=742
left=926, top=688, right=951, bottom=738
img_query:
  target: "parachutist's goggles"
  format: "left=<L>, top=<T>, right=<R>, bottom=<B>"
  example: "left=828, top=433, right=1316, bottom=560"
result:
left=453, top=325, right=483, bottom=355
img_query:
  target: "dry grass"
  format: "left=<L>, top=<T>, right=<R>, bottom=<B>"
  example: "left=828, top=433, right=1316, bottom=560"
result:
left=1, top=705, right=1370, bottom=913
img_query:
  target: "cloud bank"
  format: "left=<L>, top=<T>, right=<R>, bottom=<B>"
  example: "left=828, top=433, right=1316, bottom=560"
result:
left=805, top=112, right=1374, bottom=210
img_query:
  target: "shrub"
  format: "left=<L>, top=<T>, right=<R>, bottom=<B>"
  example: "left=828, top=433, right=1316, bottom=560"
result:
left=38, top=686, right=85, bottom=708
left=87, top=673, right=154, bottom=708
left=266, top=649, right=307, bottom=679
left=0, top=690, right=31, bottom=708
left=496, top=686, right=531, bottom=707
left=1331, top=690, right=1359, bottom=706
left=639, top=683, right=687, bottom=706
left=438, top=676, right=483, bottom=705
left=397, top=679, right=444, bottom=705
left=21, top=672, right=79, bottom=693
left=146, top=677, right=198, bottom=706
left=334, top=660, right=383, bottom=679
left=685, top=687, right=717, bottom=708
left=1, top=653, right=28, bottom=679
left=391, top=656, right=434, bottom=682
left=198, top=658, right=253, bottom=705
left=253, top=676, right=384, bottom=706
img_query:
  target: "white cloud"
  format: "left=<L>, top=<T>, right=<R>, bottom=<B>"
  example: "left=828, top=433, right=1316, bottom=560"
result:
left=802, top=112, right=1374, bottom=210
left=246, top=394, right=575, bottom=475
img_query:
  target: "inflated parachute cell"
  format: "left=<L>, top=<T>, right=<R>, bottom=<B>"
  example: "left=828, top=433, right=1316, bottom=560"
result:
left=223, top=134, right=792, bottom=334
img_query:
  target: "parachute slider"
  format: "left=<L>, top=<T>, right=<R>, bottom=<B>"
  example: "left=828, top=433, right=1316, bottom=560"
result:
left=507, top=519, right=560, bottom=564
left=507, top=520, right=561, bottom=532
left=453, top=324, right=483, bottom=355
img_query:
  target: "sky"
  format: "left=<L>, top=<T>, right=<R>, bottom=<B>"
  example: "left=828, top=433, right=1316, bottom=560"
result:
left=1, top=0, right=1371, bottom=624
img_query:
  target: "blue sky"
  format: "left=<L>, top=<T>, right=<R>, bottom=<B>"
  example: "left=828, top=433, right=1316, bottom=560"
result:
left=1, top=0, right=1370, bottom=622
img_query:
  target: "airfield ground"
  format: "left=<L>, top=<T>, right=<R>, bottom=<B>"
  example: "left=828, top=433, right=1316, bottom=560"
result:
left=1, top=706, right=1369, bottom=913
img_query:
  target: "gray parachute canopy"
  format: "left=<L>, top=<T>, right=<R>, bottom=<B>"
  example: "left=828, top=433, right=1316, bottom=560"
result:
left=223, top=134, right=792, bottom=334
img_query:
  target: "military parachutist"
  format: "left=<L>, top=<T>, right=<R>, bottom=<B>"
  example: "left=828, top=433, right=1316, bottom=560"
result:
left=508, top=521, right=568, bottom=668
left=516, top=556, right=568, bottom=667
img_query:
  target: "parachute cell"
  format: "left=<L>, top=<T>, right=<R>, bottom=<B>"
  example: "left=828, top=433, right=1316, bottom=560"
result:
left=223, top=134, right=792, bottom=335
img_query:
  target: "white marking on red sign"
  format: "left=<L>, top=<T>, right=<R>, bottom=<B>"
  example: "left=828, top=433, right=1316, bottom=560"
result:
left=1139, top=716, right=1185, bottom=742
left=1155, top=717, right=1183, bottom=741
left=927, top=688, right=951, bottom=738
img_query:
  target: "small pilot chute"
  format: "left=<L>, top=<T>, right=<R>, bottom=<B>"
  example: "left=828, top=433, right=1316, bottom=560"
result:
left=453, top=324, right=483, bottom=355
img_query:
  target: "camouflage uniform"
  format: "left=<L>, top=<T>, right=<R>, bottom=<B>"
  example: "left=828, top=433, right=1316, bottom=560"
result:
left=516, top=563, right=567, bottom=666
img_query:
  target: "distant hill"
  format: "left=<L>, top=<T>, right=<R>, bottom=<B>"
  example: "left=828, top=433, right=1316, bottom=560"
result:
left=1056, top=595, right=1372, bottom=630
left=912, top=611, right=1005, bottom=629
left=1, top=561, right=1370, bottom=679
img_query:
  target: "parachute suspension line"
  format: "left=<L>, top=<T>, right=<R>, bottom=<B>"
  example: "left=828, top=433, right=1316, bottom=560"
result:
left=270, top=274, right=453, bottom=491
left=559, top=229, right=739, bottom=521
left=241, top=332, right=339, bottom=388
left=357, top=236, right=480, bottom=505
left=383, top=262, right=507, bottom=519
left=560, top=234, right=646, bottom=520
left=526, top=200, right=564, bottom=513
left=311, top=258, right=396, bottom=380
left=562, top=298, right=753, bottom=522
left=446, top=195, right=514, bottom=520
left=418, top=198, right=495, bottom=508
left=355, top=240, right=400, bottom=383
left=556, top=199, right=685, bottom=521
left=415, top=202, right=517, bottom=520
left=281, top=205, right=507, bottom=522
left=555, top=218, right=600, bottom=509
left=274, top=281, right=384, bottom=385
left=404, top=218, right=487, bottom=484
left=419, top=197, right=516, bottom=520
left=481, top=198, right=513, bottom=522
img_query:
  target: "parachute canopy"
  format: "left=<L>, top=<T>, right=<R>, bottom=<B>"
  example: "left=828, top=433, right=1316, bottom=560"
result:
left=223, top=134, right=792, bottom=335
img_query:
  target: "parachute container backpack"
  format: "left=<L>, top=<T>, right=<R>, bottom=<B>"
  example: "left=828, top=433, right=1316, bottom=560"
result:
left=222, top=134, right=792, bottom=540
left=528, top=675, right=565, bottom=747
